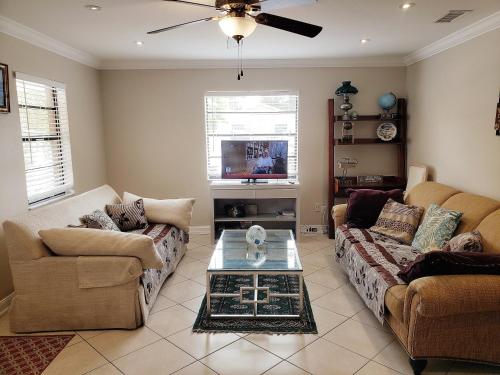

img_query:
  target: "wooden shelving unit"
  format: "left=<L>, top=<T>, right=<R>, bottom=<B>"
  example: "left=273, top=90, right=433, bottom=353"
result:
left=327, top=98, right=407, bottom=238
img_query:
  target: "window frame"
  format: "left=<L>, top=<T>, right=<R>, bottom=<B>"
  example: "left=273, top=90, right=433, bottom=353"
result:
left=204, top=91, right=299, bottom=181
left=15, top=72, right=74, bottom=207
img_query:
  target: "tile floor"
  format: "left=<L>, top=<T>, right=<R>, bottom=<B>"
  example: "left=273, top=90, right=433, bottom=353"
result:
left=1, top=234, right=499, bottom=375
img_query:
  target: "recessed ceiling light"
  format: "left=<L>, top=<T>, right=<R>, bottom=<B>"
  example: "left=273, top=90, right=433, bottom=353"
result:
left=399, top=2, right=415, bottom=10
left=134, top=41, right=144, bottom=46
left=360, top=38, right=371, bottom=44
left=85, top=4, right=101, bottom=11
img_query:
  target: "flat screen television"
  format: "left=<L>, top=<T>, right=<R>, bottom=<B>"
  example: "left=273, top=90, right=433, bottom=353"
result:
left=221, top=140, right=288, bottom=180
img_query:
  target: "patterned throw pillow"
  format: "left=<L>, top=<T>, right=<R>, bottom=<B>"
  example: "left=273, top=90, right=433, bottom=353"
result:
left=442, top=230, right=483, bottom=252
left=370, top=199, right=424, bottom=245
left=411, top=203, right=463, bottom=252
left=106, top=199, right=148, bottom=231
left=79, top=209, right=120, bottom=231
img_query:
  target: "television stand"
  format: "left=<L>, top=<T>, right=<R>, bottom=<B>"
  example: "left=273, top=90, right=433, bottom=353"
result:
left=242, top=179, right=268, bottom=184
left=210, top=181, right=300, bottom=243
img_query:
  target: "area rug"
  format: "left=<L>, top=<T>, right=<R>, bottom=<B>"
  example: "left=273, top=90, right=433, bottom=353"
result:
left=0, top=335, right=74, bottom=375
left=193, top=274, right=317, bottom=334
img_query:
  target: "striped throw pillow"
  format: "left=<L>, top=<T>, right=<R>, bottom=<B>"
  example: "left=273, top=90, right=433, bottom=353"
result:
left=370, top=199, right=424, bottom=244
left=106, top=199, right=148, bottom=231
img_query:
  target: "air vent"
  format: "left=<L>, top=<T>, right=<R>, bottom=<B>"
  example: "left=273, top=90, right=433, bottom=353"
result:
left=435, top=10, right=473, bottom=23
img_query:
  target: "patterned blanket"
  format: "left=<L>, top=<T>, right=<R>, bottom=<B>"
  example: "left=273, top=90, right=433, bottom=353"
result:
left=335, top=225, right=421, bottom=322
left=129, top=224, right=188, bottom=307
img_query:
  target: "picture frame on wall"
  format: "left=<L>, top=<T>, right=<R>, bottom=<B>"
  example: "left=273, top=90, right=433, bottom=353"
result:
left=0, top=63, right=10, bottom=113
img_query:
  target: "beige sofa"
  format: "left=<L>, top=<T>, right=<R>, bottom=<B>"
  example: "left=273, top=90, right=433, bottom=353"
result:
left=3, top=185, right=187, bottom=333
left=332, top=182, right=500, bottom=372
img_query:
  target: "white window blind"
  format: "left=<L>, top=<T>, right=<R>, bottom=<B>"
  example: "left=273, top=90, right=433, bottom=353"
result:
left=205, top=92, right=299, bottom=180
left=16, top=73, right=74, bottom=205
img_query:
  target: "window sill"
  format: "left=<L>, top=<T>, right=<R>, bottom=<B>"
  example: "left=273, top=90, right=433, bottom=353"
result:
left=28, top=190, right=75, bottom=210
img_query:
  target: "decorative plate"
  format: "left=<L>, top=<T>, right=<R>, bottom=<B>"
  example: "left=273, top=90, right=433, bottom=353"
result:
left=377, top=122, right=397, bottom=141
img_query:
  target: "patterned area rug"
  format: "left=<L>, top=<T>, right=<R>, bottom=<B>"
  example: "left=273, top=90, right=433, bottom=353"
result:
left=0, top=335, right=74, bottom=375
left=193, top=274, right=317, bottom=334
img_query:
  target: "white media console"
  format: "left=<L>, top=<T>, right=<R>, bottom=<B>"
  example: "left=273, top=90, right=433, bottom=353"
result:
left=209, top=181, right=300, bottom=243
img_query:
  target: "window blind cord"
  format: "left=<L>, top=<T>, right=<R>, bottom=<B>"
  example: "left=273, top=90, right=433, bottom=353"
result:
left=21, top=81, right=34, bottom=165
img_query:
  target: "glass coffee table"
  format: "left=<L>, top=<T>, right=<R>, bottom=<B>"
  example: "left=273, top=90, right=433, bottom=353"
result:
left=206, top=229, right=303, bottom=319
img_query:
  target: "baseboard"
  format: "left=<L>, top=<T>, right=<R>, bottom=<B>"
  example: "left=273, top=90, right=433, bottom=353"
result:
left=0, top=292, right=14, bottom=316
left=189, top=225, right=211, bottom=235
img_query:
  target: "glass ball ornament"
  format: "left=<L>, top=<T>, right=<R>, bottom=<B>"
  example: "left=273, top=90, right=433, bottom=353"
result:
left=378, top=92, right=397, bottom=111
left=246, top=225, right=266, bottom=246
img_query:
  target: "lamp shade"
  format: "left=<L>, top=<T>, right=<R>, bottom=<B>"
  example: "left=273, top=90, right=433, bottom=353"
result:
left=218, top=15, right=257, bottom=39
left=335, top=81, right=358, bottom=96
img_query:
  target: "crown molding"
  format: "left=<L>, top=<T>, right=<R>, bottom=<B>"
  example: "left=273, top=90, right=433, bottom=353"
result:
left=99, top=56, right=406, bottom=70
left=404, top=10, right=500, bottom=66
left=0, top=15, right=100, bottom=68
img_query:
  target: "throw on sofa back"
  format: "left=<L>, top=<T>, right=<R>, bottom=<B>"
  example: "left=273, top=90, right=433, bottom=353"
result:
left=3, top=185, right=120, bottom=261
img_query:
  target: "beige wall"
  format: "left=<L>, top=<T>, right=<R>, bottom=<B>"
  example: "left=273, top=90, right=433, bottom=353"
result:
left=100, top=67, right=407, bottom=226
left=407, top=29, right=500, bottom=200
left=0, top=33, right=107, bottom=300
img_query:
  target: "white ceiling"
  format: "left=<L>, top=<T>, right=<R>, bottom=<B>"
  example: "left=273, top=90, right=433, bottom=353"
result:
left=1, top=0, right=499, bottom=68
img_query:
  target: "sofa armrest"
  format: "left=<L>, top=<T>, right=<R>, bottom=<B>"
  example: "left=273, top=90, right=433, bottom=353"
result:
left=404, top=275, right=500, bottom=324
left=332, top=204, right=347, bottom=229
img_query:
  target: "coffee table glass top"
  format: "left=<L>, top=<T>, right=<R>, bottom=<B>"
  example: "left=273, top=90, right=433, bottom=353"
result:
left=208, top=230, right=302, bottom=272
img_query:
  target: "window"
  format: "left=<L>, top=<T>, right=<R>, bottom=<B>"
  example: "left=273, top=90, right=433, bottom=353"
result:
left=16, top=73, right=74, bottom=206
left=205, top=92, right=298, bottom=180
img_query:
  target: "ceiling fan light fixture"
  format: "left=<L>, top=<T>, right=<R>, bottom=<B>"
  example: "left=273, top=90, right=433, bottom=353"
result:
left=218, top=15, right=257, bottom=40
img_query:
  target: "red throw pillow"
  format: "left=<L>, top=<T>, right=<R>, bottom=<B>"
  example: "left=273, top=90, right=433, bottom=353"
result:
left=345, top=189, right=404, bottom=228
left=397, top=251, right=500, bottom=283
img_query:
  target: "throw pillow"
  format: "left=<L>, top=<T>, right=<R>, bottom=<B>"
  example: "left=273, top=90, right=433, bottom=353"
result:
left=442, top=230, right=483, bottom=253
left=369, top=199, right=424, bottom=244
left=80, top=209, right=120, bottom=231
left=397, top=251, right=500, bottom=283
left=106, top=199, right=148, bottom=231
left=122, top=192, right=195, bottom=232
left=38, top=228, right=163, bottom=269
left=411, top=203, right=463, bottom=252
left=345, top=189, right=404, bottom=228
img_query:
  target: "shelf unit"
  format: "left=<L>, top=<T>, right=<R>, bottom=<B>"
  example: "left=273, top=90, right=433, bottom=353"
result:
left=210, top=182, right=300, bottom=243
left=327, top=98, right=408, bottom=238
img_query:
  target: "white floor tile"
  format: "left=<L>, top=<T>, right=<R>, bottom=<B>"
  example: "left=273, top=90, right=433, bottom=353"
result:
left=167, top=328, right=240, bottom=359
left=176, top=260, right=208, bottom=279
left=245, top=333, right=318, bottom=359
left=86, top=363, right=123, bottom=375
left=43, top=341, right=108, bottom=375
left=288, top=338, right=368, bottom=375
left=304, top=281, right=333, bottom=301
left=356, top=361, right=403, bottom=375
left=181, top=295, right=205, bottom=313
left=263, top=361, right=310, bottom=375
left=313, top=284, right=365, bottom=317
left=160, top=279, right=206, bottom=303
left=146, top=305, right=197, bottom=337
left=172, top=361, right=218, bottom=375
left=113, top=339, right=195, bottom=375
left=323, top=319, right=394, bottom=358
left=310, top=303, right=348, bottom=336
left=150, top=295, right=177, bottom=314
left=305, top=266, right=347, bottom=289
left=200, top=339, right=281, bottom=375
left=87, top=326, right=162, bottom=361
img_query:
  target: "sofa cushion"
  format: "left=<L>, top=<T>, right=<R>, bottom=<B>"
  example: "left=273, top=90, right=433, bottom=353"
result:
left=123, top=192, right=195, bottom=232
left=385, top=285, right=407, bottom=323
left=442, top=231, right=482, bottom=253
left=404, top=182, right=460, bottom=221
left=345, top=189, right=404, bottom=228
left=38, top=228, right=163, bottom=269
left=80, top=209, right=120, bottom=231
left=476, top=209, right=500, bottom=254
left=106, top=199, right=148, bottom=231
left=412, top=203, right=462, bottom=252
left=370, top=199, right=424, bottom=245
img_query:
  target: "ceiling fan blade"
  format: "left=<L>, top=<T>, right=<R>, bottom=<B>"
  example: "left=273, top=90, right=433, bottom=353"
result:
left=147, top=17, right=216, bottom=34
left=255, top=12, right=322, bottom=38
left=162, top=0, right=217, bottom=9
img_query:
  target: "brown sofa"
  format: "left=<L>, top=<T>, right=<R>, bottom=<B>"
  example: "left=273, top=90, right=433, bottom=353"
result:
left=332, top=182, right=500, bottom=373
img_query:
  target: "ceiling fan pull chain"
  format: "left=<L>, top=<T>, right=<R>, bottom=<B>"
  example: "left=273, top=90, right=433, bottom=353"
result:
left=240, top=39, right=244, bottom=77
left=237, top=40, right=241, bottom=80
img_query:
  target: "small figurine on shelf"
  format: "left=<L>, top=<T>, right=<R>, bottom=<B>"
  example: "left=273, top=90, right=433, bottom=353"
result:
left=337, top=157, right=358, bottom=177
left=341, top=121, right=354, bottom=143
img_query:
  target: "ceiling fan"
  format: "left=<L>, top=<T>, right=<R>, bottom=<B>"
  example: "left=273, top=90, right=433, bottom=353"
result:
left=147, top=0, right=323, bottom=41
left=147, top=1, right=322, bottom=79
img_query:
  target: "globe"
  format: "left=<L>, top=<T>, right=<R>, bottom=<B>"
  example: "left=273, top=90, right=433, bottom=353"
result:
left=246, top=225, right=266, bottom=246
left=378, top=92, right=397, bottom=111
